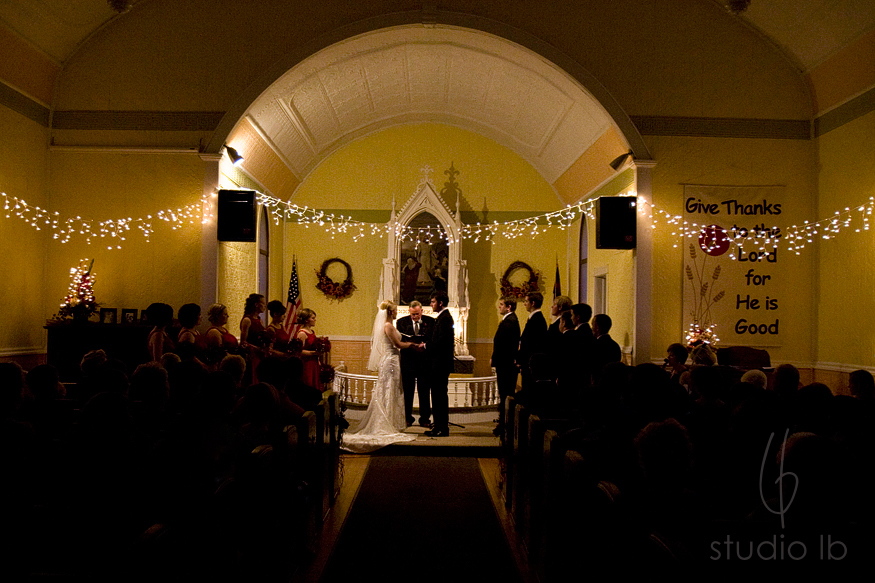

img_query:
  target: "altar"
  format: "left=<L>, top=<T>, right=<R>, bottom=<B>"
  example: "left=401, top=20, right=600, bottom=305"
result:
left=378, top=166, right=474, bottom=373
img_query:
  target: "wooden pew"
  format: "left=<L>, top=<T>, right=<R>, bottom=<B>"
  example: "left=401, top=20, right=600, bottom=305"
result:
left=523, top=414, right=575, bottom=565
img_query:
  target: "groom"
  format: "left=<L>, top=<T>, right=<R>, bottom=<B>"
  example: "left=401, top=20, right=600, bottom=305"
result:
left=425, top=290, right=454, bottom=437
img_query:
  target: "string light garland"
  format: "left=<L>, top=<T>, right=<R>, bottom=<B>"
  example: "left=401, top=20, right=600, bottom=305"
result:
left=3, top=187, right=873, bottom=255
left=2, top=191, right=213, bottom=250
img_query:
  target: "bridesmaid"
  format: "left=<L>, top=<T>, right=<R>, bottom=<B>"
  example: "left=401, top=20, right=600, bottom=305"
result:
left=176, top=303, right=207, bottom=366
left=205, top=303, right=238, bottom=366
left=265, top=300, right=292, bottom=355
left=296, top=308, right=321, bottom=389
left=240, top=294, right=267, bottom=385
left=146, top=303, right=175, bottom=362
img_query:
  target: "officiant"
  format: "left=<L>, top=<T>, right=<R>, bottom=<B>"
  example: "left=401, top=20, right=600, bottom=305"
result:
left=396, top=300, right=435, bottom=427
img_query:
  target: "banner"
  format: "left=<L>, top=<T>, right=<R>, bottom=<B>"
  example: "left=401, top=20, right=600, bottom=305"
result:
left=682, top=185, right=786, bottom=347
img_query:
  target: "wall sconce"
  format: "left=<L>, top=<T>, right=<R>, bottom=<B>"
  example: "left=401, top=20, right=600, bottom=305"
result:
left=609, top=150, right=634, bottom=171
left=224, top=145, right=244, bottom=166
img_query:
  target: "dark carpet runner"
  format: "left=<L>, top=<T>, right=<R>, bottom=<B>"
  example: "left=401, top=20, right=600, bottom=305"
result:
left=321, top=456, right=522, bottom=583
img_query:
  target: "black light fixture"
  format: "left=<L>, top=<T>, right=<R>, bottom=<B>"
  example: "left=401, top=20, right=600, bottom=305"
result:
left=609, top=150, right=634, bottom=171
left=224, top=144, right=244, bottom=166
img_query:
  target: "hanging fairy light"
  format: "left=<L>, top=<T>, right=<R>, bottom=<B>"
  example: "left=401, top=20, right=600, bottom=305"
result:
left=3, top=187, right=875, bottom=255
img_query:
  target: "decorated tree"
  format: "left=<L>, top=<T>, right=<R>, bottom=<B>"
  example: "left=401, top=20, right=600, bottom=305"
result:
left=56, top=259, right=98, bottom=321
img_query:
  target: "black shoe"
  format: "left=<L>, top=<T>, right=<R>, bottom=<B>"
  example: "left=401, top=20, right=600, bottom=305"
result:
left=419, top=421, right=433, bottom=428
left=424, top=428, right=449, bottom=437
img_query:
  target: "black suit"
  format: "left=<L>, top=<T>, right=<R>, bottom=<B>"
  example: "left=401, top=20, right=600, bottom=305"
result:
left=491, top=311, right=520, bottom=433
left=428, top=308, right=455, bottom=431
left=592, top=333, right=622, bottom=383
left=396, top=314, right=435, bottom=424
left=517, top=310, right=547, bottom=390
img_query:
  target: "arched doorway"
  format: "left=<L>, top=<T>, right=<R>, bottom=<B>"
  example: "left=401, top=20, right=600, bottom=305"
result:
left=213, top=15, right=654, bottom=363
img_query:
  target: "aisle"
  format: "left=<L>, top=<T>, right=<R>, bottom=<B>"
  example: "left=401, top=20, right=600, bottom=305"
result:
left=320, top=456, right=523, bottom=583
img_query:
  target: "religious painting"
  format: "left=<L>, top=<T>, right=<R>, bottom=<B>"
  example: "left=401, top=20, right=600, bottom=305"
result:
left=399, top=212, right=449, bottom=305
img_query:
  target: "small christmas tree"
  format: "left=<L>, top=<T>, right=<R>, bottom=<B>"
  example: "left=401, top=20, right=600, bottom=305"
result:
left=56, top=259, right=99, bottom=321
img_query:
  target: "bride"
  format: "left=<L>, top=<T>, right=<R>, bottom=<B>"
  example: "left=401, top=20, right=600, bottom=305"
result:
left=342, top=300, right=422, bottom=453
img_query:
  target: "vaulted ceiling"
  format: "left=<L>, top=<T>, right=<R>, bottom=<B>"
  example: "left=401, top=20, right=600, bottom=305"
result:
left=3, top=0, right=872, bottom=74
left=2, top=0, right=873, bottom=196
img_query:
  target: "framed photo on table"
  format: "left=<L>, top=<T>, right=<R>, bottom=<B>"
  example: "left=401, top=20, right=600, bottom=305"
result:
left=121, top=309, right=138, bottom=324
left=99, top=308, right=118, bottom=325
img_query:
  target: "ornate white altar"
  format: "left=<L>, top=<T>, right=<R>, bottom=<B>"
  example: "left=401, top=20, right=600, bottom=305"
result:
left=379, top=167, right=473, bottom=367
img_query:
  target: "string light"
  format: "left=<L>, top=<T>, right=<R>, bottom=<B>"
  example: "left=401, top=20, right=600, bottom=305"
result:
left=3, top=188, right=874, bottom=255
left=2, top=191, right=210, bottom=250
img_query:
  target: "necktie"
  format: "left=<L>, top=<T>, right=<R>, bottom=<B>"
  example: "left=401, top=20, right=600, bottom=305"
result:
left=414, top=322, right=419, bottom=335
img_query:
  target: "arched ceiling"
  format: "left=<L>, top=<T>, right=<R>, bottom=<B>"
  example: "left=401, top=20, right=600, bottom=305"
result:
left=237, top=26, right=615, bottom=186
left=3, top=0, right=872, bottom=73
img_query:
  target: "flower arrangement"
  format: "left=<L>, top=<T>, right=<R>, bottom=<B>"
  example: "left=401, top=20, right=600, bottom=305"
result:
left=54, top=259, right=99, bottom=322
left=316, top=258, right=357, bottom=301
left=499, top=261, right=540, bottom=298
left=686, top=322, right=720, bottom=348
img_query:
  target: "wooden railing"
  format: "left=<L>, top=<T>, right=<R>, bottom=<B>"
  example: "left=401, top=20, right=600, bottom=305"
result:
left=332, top=369, right=499, bottom=408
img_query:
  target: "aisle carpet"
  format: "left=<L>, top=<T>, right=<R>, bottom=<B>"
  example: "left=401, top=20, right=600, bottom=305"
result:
left=320, top=456, right=522, bottom=583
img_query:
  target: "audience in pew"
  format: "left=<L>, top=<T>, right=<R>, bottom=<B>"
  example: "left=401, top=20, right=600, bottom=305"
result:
left=0, top=296, right=339, bottom=580
left=505, top=338, right=875, bottom=576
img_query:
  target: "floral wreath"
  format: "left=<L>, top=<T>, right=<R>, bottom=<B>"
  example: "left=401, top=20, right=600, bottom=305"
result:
left=499, top=261, right=540, bottom=298
left=316, top=258, right=357, bottom=301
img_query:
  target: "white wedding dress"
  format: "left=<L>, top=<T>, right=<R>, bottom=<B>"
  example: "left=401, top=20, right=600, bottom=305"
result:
left=342, top=324, right=417, bottom=453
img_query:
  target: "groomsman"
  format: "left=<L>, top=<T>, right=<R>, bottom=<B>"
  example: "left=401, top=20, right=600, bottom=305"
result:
left=591, top=313, right=622, bottom=383
left=425, top=290, right=454, bottom=437
left=517, top=291, right=547, bottom=391
left=491, top=297, right=521, bottom=437
left=395, top=300, right=434, bottom=427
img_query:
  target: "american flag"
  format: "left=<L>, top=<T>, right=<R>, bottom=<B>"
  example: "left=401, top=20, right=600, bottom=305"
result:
left=283, top=256, right=302, bottom=336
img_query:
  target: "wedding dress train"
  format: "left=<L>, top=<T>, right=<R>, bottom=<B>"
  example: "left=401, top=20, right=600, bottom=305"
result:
left=342, top=331, right=416, bottom=453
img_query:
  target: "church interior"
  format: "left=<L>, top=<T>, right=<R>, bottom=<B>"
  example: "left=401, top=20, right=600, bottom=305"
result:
left=2, top=0, right=874, bottom=579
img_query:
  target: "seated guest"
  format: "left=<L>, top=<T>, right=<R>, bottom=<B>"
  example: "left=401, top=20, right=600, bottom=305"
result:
left=219, top=354, right=247, bottom=396
left=772, top=363, right=801, bottom=404
left=22, top=364, right=68, bottom=438
left=740, top=369, right=768, bottom=390
left=665, top=343, right=690, bottom=384
left=264, top=300, right=292, bottom=355
left=848, top=369, right=875, bottom=404
left=146, top=302, right=175, bottom=362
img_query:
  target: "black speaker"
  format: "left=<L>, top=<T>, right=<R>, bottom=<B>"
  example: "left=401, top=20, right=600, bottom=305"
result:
left=217, top=190, right=257, bottom=242
left=595, top=197, right=637, bottom=249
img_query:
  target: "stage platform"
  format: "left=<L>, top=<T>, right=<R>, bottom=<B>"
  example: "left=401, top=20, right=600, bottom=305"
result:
left=341, top=418, right=501, bottom=457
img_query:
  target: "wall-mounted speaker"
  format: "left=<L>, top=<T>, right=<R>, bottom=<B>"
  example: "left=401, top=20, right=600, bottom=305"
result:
left=217, top=190, right=257, bottom=242
left=595, top=197, right=637, bottom=249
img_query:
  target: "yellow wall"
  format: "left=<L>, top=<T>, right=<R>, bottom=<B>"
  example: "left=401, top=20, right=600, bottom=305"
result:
left=0, top=107, right=49, bottom=354
left=43, top=152, right=205, bottom=325
left=647, top=135, right=818, bottom=366
left=816, top=110, right=875, bottom=368
left=277, top=124, right=563, bottom=341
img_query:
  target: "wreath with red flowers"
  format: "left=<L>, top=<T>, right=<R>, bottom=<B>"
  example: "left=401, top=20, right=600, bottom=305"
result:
left=316, top=258, right=357, bottom=301
left=499, top=261, right=540, bottom=298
